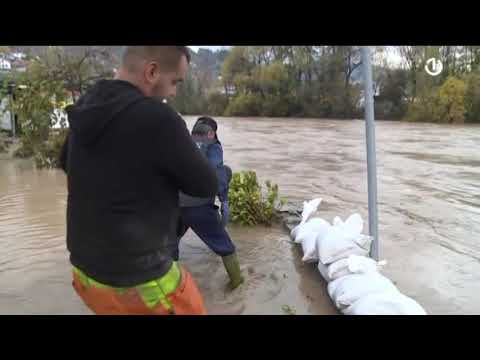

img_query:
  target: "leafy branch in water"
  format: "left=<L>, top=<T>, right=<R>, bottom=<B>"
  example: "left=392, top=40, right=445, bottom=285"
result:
left=281, top=305, right=297, bottom=315
left=228, top=170, right=286, bottom=226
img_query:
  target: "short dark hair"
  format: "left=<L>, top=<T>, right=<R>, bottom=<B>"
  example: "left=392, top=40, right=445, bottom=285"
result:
left=194, top=116, right=219, bottom=141
left=175, top=46, right=191, bottom=64
left=121, top=46, right=191, bottom=72
left=195, top=116, right=217, bottom=132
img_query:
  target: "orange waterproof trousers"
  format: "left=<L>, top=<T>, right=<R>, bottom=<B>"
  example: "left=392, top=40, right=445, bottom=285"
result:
left=72, top=263, right=207, bottom=315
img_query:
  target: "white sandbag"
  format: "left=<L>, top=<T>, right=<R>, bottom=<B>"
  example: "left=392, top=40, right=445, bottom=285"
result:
left=290, top=198, right=322, bottom=240
left=327, top=255, right=387, bottom=281
left=342, top=292, right=427, bottom=315
left=344, top=213, right=363, bottom=236
left=332, top=213, right=371, bottom=249
left=301, top=231, right=319, bottom=263
left=352, top=234, right=373, bottom=251
left=300, top=198, right=322, bottom=224
left=333, top=216, right=344, bottom=227
left=294, top=218, right=331, bottom=244
left=290, top=225, right=302, bottom=241
left=317, top=225, right=369, bottom=265
left=300, top=218, right=332, bottom=263
left=328, top=272, right=399, bottom=309
left=327, top=258, right=352, bottom=280
left=333, top=214, right=363, bottom=233
left=317, top=261, right=332, bottom=282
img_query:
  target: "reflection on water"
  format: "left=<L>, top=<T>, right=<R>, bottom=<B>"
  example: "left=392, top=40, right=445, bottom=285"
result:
left=1, top=118, right=479, bottom=314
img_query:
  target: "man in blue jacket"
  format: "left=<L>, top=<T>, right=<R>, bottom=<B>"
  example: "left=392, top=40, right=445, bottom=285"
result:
left=176, top=116, right=243, bottom=290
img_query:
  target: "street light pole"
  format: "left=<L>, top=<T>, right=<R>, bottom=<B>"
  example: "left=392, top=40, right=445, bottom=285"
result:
left=361, top=46, right=379, bottom=260
left=9, top=93, right=16, bottom=138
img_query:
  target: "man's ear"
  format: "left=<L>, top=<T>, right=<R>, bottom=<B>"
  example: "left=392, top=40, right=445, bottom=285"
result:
left=144, top=62, right=159, bottom=84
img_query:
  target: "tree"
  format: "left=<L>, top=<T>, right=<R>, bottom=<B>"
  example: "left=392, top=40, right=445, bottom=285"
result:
left=375, top=67, right=408, bottom=119
left=437, top=76, right=466, bottom=124
left=171, top=45, right=478, bottom=123
left=2, top=46, right=115, bottom=167
left=399, top=46, right=426, bottom=102
left=7, top=58, right=68, bottom=151
left=221, top=46, right=254, bottom=97
left=38, top=46, right=114, bottom=102
left=465, top=72, right=480, bottom=122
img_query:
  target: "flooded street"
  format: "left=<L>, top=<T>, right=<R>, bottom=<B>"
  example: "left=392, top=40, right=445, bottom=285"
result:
left=1, top=117, right=479, bottom=314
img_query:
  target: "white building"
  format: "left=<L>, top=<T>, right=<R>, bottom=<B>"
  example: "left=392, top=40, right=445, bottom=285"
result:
left=0, top=97, right=12, bottom=130
left=0, top=58, right=11, bottom=71
left=11, top=52, right=26, bottom=60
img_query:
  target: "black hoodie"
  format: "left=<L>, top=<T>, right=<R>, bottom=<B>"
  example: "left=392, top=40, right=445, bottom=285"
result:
left=61, top=79, right=218, bottom=287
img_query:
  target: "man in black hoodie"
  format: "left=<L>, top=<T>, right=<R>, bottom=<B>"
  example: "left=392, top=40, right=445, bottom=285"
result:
left=60, top=46, right=218, bottom=315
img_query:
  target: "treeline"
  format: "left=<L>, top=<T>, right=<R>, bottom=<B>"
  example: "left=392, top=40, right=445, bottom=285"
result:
left=1, top=46, right=114, bottom=167
left=173, top=46, right=480, bottom=123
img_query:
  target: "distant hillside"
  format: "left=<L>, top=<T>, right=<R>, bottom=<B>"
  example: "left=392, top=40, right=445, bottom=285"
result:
left=10, top=46, right=121, bottom=70
left=10, top=46, right=228, bottom=77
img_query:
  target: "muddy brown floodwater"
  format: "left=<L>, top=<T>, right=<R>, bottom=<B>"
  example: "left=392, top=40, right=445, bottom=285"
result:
left=1, top=117, right=479, bottom=315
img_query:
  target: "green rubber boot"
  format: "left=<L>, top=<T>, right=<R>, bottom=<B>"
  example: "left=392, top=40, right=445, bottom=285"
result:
left=222, top=253, right=244, bottom=290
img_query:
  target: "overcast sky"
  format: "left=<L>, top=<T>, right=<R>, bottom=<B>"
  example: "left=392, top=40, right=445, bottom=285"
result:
left=189, top=46, right=228, bottom=52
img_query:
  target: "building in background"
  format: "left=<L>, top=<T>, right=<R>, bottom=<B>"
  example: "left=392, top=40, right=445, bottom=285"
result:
left=0, top=58, right=11, bottom=71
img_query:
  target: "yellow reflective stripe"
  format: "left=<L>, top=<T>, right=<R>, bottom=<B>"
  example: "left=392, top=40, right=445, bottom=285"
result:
left=73, top=262, right=181, bottom=311
left=73, top=267, right=119, bottom=290
left=136, top=263, right=181, bottom=310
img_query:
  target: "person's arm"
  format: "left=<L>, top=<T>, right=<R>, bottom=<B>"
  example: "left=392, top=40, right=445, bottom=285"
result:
left=59, top=132, right=69, bottom=174
left=207, top=144, right=230, bottom=226
left=150, top=103, right=218, bottom=197
left=207, top=143, right=229, bottom=202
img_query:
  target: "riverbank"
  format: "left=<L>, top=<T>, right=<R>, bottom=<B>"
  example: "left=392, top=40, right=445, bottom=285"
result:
left=0, top=132, right=20, bottom=160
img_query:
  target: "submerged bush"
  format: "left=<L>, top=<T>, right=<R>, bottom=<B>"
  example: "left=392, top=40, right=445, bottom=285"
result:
left=228, top=170, right=285, bottom=226
left=33, top=129, right=68, bottom=169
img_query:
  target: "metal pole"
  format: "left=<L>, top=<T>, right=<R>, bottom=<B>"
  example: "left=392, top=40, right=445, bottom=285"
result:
left=360, top=46, right=379, bottom=260
left=9, top=94, right=16, bottom=138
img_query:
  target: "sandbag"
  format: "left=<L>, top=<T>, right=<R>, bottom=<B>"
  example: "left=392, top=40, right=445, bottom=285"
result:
left=344, top=213, right=363, bottom=236
left=332, top=214, right=371, bottom=250
left=301, top=231, right=319, bottom=263
left=317, top=225, right=369, bottom=265
left=300, top=198, right=322, bottom=224
left=342, top=292, right=427, bottom=315
left=328, top=272, right=399, bottom=309
left=327, top=255, right=387, bottom=281
left=352, top=234, right=373, bottom=251
left=317, top=261, right=332, bottom=282
left=333, top=214, right=362, bottom=233
left=294, top=218, right=331, bottom=244
left=333, top=216, right=344, bottom=227
left=290, top=198, right=322, bottom=240
left=299, top=219, right=331, bottom=263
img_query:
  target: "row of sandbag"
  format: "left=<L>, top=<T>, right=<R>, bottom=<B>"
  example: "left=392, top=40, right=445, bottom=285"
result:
left=290, top=198, right=427, bottom=315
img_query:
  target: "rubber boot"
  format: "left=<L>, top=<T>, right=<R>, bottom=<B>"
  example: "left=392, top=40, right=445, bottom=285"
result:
left=222, top=253, right=244, bottom=290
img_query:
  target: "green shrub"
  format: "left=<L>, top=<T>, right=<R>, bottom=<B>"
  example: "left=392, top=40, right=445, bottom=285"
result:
left=465, top=72, right=480, bottom=123
left=260, top=95, right=290, bottom=117
left=33, top=129, right=68, bottom=169
left=437, top=76, right=466, bottom=123
left=224, top=92, right=262, bottom=117
left=13, top=138, right=35, bottom=158
left=404, top=76, right=466, bottom=123
left=228, top=170, right=285, bottom=226
left=207, top=92, right=229, bottom=116
left=404, top=89, right=441, bottom=123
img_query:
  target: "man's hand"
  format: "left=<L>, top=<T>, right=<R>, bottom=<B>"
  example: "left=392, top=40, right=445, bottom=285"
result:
left=221, top=201, right=230, bottom=227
